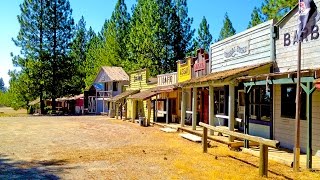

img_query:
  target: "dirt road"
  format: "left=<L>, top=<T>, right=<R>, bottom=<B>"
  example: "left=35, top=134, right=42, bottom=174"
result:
left=0, top=116, right=319, bottom=179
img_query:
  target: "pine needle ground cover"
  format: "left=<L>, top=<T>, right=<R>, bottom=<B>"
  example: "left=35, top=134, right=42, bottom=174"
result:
left=0, top=116, right=319, bottom=179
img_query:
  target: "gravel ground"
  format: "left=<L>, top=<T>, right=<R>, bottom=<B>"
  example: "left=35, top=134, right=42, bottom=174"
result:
left=0, top=116, right=319, bottom=180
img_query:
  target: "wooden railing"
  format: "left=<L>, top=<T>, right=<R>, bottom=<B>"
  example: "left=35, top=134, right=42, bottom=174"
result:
left=97, top=91, right=113, bottom=98
left=199, top=122, right=280, bottom=177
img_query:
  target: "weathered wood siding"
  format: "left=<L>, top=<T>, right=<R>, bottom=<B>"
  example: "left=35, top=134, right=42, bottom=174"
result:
left=210, top=20, right=274, bottom=73
left=274, top=85, right=320, bottom=154
left=126, top=69, right=156, bottom=122
left=275, top=0, right=320, bottom=72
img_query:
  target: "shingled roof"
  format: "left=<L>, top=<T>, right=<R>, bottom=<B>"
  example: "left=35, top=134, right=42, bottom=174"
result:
left=94, top=66, right=129, bottom=83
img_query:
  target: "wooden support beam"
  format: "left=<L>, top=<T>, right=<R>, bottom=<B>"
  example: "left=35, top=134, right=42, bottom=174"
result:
left=181, top=90, right=186, bottom=127
left=259, top=144, right=268, bottom=177
left=199, top=122, right=279, bottom=148
left=192, top=88, right=197, bottom=130
left=244, top=86, right=250, bottom=148
left=155, top=96, right=158, bottom=123
left=306, top=82, right=314, bottom=169
left=209, top=86, right=214, bottom=135
left=228, top=84, right=235, bottom=142
left=115, top=103, right=119, bottom=119
left=203, top=127, right=208, bottom=153
left=147, top=100, right=151, bottom=126
left=166, top=97, right=169, bottom=124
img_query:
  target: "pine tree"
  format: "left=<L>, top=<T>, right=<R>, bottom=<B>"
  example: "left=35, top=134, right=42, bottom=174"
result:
left=261, top=0, right=296, bottom=21
left=248, top=7, right=264, bottom=29
left=0, top=78, right=5, bottom=92
left=195, top=16, right=212, bottom=52
left=104, top=0, right=130, bottom=67
left=127, top=0, right=163, bottom=76
left=218, top=13, right=236, bottom=41
left=12, top=0, right=48, bottom=112
left=69, top=16, right=87, bottom=93
left=46, top=0, right=75, bottom=111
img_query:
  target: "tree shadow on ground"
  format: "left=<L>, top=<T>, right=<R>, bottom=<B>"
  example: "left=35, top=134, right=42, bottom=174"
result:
left=0, top=154, right=75, bottom=180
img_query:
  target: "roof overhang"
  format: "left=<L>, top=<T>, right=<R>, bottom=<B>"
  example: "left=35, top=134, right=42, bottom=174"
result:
left=109, top=90, right=140, bottom=102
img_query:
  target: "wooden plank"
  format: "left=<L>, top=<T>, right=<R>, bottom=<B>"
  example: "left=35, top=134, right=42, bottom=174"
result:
left=203, top=127, right=208, bottom=153
left=180, top=133, right=202, bottom=142
left=160, top=127, right=177, bottom=133
left=199, top=122, right=280, bottom=148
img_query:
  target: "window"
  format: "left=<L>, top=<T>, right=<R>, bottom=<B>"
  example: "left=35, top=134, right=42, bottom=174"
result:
left=214, top=89, right=225, bottom=115
left=249, top=86, right=271, bottom=121
left=113, top=82, right=118, bottom=91
left=281, top=84, right=306, bottom=119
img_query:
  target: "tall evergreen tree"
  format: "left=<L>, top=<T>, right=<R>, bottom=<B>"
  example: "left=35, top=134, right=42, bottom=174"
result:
left=195, top=16, right=212, bottom=52
left=218, top=13, right=236, bottom=41
left=69, top=16, right=87, bottom=93
left=127, top=0, right=163, bottom=76
left=0, top=78, right=5, bottom=92
left=173, top=0, right=194, bottom=57
left=104, top=0, right=130, bottom=67
left=261, top=0, right=296, bottom=21
left=12, top=0, right=48, bottom=113
left=248, top=7, right=264, bottom=29
left=46, top=0, right=75, bottom=111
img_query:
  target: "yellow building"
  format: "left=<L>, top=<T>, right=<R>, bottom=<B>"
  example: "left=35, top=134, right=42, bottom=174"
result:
left=126, top=69, right=157, bottom=125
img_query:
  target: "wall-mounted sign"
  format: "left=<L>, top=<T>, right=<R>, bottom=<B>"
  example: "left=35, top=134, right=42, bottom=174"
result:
left=283, top=25, right=319, bottom=46
left=133, top=75, right=143, bottom=82
left=224, top=40, right=249, bottom=60
left=158, top=72, right=177, bottom=86
left=178, top=58, right=191, bottom=83
left=194, top=60, right=206, bottom=71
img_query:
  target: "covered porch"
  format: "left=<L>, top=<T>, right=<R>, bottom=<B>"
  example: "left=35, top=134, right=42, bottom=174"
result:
left=109, top=89, right=140, bottom=119
left=238, top=69, right=320, bottom=169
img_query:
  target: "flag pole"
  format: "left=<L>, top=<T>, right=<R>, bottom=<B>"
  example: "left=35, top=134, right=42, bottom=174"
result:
left=294, top=40, right=302, bottom=172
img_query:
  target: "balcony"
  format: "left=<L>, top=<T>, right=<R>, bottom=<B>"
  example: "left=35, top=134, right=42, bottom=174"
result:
left=96, top=90, right=113, bottom=98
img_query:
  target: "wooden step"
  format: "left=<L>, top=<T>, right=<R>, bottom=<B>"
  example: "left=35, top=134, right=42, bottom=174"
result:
left=179, top=133, right=202, bottom=142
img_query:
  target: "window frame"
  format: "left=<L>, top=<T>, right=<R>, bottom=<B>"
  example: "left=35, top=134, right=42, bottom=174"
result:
left=281, top=84, right=306, bottom=120
left=214, top=88, right=225, bottom=115
left=249, top=86, right=271, bottom=122
left=113, top=82, right=118, bottom=91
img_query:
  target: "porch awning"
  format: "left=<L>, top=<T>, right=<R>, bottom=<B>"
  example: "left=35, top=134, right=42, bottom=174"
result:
left=128, top=89, right=158, bottom=101
left=150, top=84, right=178, bottom=93
left=179, top=62, right=273, bottom=87
left=109, top=90, right=140, bottom=102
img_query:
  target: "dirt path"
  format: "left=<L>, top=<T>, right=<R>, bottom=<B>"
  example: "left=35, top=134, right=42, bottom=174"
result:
left=0, top=116, right=319, bottom=179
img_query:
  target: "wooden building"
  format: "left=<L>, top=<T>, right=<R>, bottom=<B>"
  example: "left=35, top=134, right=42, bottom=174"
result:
left=84, top=66, right=129, bottom=115
left=179, top=20, right=275, bottom=142
left=238, top=1, right=320, bottom=169
left=153, top=72, right=178, bottom=124
left=126, top=69, right=157, bottom=124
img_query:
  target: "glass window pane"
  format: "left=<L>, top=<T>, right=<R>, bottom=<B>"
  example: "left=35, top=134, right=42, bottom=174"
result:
left=261, top=105, right=271, bottom=121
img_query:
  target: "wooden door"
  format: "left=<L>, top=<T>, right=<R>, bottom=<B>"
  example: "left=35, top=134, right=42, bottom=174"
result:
left=202, top=89, right=209, bottom=124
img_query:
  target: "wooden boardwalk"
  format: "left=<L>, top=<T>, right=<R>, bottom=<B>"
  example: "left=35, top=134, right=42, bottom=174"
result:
left=153, top=122, right=320, bottom=170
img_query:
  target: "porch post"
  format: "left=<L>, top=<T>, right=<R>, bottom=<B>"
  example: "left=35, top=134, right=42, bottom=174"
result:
left=209, top=85, right=215, bottom=135
left=228, top=83, right=235, bottom=142
left=181, top=89, right=186, bottom=127
left=192, top=88, right=197, bottom=130
left=147, top=99, right=151, bottom=126
left=115, top=103, right=119, bottom=119
left=131, top=100, right=135, bottom=123
left=166, top=96, right=169, bottom=124
left=244, top=86, right=250, bottom=148
left=305, top=82, right=315, bottom=169
left=155, top=96, right=158, bottom=123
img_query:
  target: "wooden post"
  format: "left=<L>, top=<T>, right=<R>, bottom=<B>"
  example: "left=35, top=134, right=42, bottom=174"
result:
left=259, top=143, right=268, bottom=177
left=181, top=90, right=186, bottom=127
left=120, top=103, right=123, bottom=120
left=155, top=96, right=158, bottom=123
left=166, top=97, right=169, bottom=124
left=244, top=86, right=250, bottom=148
left=192, top=88, right=197, bottom=130
left=131, top=100, right=135, bottom=123
left=294, top=41, right=302, bottom=172
left=147, top=100, right=151, bottom=126
left=203, top=127, right=208, bottom=153
left=228, top=84, right=235, bottom=142
left=115, top=103, right=119, bottom=119
left=209, top=86, right=215, bottom=135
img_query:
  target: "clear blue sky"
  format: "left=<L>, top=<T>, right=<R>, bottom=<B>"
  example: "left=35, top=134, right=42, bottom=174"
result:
left=0, top=0, right=263, bottom=87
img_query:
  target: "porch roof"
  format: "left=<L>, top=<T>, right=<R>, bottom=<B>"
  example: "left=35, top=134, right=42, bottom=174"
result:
left=179, top=62, right=272, bottom=87
left=128, top=88, right=158, bottom=101
left=237, top=69, right=320, bottom=87
left=151, top=84, right=178, bottom=93
left=109, top=90, right=140, bottom=102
